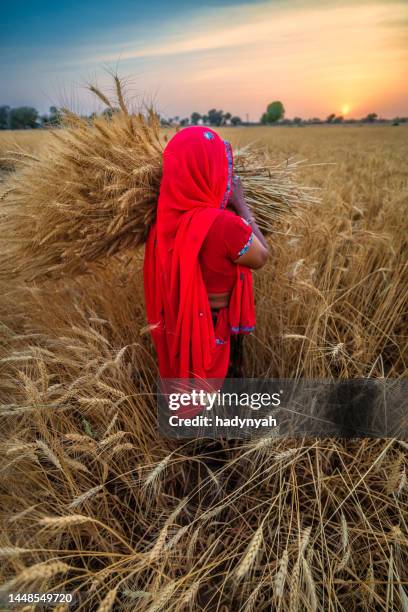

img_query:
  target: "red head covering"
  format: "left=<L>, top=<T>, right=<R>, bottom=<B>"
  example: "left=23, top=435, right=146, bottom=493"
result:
left=143, top=126, right=255, bottom=384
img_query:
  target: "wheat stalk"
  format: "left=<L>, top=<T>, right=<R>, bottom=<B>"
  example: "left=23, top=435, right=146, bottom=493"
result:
left=104, top=412, right=119, bottom=437
left=68, top=485, right=105, bottom=509
left=146, top=581, right=177, bottom=612
left=35, top=439, right=62, bottom=469
left=63, top=456, right=91, bottom=474
left=0, top=561, right=70, bottom=593
left=302, top=556, right=318, bottom=611
left=274, top=549, right=289, bottom=600
left=337, top=513, right=350, bottom=571
left=109, top=442, right=135, bottom=456
left=144, top=455, right=171, bottom=488
left=98, top=431, right=127, bottom=447
left=0, top=546, right=31, bottom=557
left=235, top=524, right=264, bottom=580
left=96, top=587, right=118, bottom=612
left=39, top=514, right=95, bottom=528
left=288, top=559, right=300, bottom=612
left=178, top=581, right=200, bottom=608
left=148, top=524, right=168, bottom=560
left=299, top=525, right=312, bottom=557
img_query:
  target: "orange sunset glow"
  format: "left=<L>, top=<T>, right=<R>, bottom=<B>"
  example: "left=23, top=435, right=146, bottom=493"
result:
left=2, top=0, right=408, bottom=119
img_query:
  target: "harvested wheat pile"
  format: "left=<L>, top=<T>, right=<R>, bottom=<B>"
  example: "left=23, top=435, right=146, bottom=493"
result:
left=0, top=78, right=318, bottom=283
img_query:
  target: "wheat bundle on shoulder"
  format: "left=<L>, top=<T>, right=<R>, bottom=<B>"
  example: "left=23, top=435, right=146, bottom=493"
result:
left=0, top=77, right=319, bottom=283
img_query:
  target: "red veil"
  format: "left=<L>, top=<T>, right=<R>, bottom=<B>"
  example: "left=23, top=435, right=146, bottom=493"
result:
left=143, top=126, right=255, bottom=385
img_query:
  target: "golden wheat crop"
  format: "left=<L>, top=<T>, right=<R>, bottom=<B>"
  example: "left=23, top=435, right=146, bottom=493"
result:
left=0, top=122, right=407, bottom=611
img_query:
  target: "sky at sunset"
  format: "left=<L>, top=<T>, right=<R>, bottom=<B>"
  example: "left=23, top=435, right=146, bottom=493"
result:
left=1, top=0, right=407, bottom=120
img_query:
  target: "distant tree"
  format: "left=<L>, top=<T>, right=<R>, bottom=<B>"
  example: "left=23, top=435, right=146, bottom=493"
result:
left=40, top=106, right=64, bottom=127
left=212, top=111, right=223, bottom=126
left=191, top=112, right=201, bottom=125
left=207, top=109, right=224, bottom=126
left=101, top=106, right=120, bottom=120
left=0, top=105, right=10, bottom=129
left=261, top=101, right=285, bottom=124
left=101, top=107, right=112, bottom=119
left=363, top=112, right=378, bottom=123
left=9, top=106, right=39, bottom=129
left=326, top=113, right=336, bottom=123
left=179, top=117, right=189, bottom=126
left=49, top=106, right=62, bottom=125
left=222, top=112, right=232, bottom=125
left=310, top=117, right=322, bottom=124
left=230, top=116, right=242, bottom=126
left=333, top=115, right=344, bottom=123
left=201, top=114, right=209, bottom=125
left=207, top=108, right=224, bottom=127
left=293, top=116, right=302, bottom=125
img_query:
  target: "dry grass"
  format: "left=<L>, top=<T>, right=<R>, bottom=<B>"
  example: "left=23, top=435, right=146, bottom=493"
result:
left=0, top=106, right=407, bottom=609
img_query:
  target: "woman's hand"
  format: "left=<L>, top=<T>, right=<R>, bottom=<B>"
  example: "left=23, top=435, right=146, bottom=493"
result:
left=229, top=175, right=251, bottom=217
left=229, top=174, right=269, bottom=253
left=229, top=175, right=244, bottom=208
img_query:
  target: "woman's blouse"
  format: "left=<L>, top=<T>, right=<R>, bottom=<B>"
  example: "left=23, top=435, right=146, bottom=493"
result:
left=199, top=210, right=253, bottom=293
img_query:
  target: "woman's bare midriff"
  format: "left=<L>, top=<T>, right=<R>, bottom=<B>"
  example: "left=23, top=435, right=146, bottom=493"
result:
left=208, top=292, right=230, bottom=310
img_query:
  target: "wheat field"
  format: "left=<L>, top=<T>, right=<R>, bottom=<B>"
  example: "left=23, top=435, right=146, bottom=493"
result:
left=0, top=124, right=407, bottom=611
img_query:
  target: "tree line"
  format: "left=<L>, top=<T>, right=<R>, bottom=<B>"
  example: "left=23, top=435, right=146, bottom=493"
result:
left=0, top=105, right=62, bottom=130
left=259, top=101, right=407, bottom=126
left=1, top=101, right=406, bottom=130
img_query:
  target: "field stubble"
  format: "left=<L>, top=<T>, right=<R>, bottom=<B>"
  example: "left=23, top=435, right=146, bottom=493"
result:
left=0, top=124, right=407, bottom=611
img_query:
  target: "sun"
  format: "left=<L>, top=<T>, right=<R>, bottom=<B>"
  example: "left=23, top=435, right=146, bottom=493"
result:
left=341, top=104, right=351, bottom=116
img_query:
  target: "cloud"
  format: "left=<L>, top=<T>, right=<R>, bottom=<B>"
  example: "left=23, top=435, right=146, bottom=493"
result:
left=79, top=0, right=407, bottom=64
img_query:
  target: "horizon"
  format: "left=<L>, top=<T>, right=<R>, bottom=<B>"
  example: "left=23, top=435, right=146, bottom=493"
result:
left=1, top=0, right=408, bottom=120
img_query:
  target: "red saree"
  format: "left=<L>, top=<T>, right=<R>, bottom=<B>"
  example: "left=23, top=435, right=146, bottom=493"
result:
left=143, top=126, right=255, bottom=386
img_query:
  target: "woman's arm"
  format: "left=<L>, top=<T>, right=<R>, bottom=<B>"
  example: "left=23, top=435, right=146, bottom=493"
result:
left=228, top=175, right=269, bottom=269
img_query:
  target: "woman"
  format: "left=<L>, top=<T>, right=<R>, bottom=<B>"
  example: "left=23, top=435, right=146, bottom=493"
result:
left=143, top=126, right=268, bottom=394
